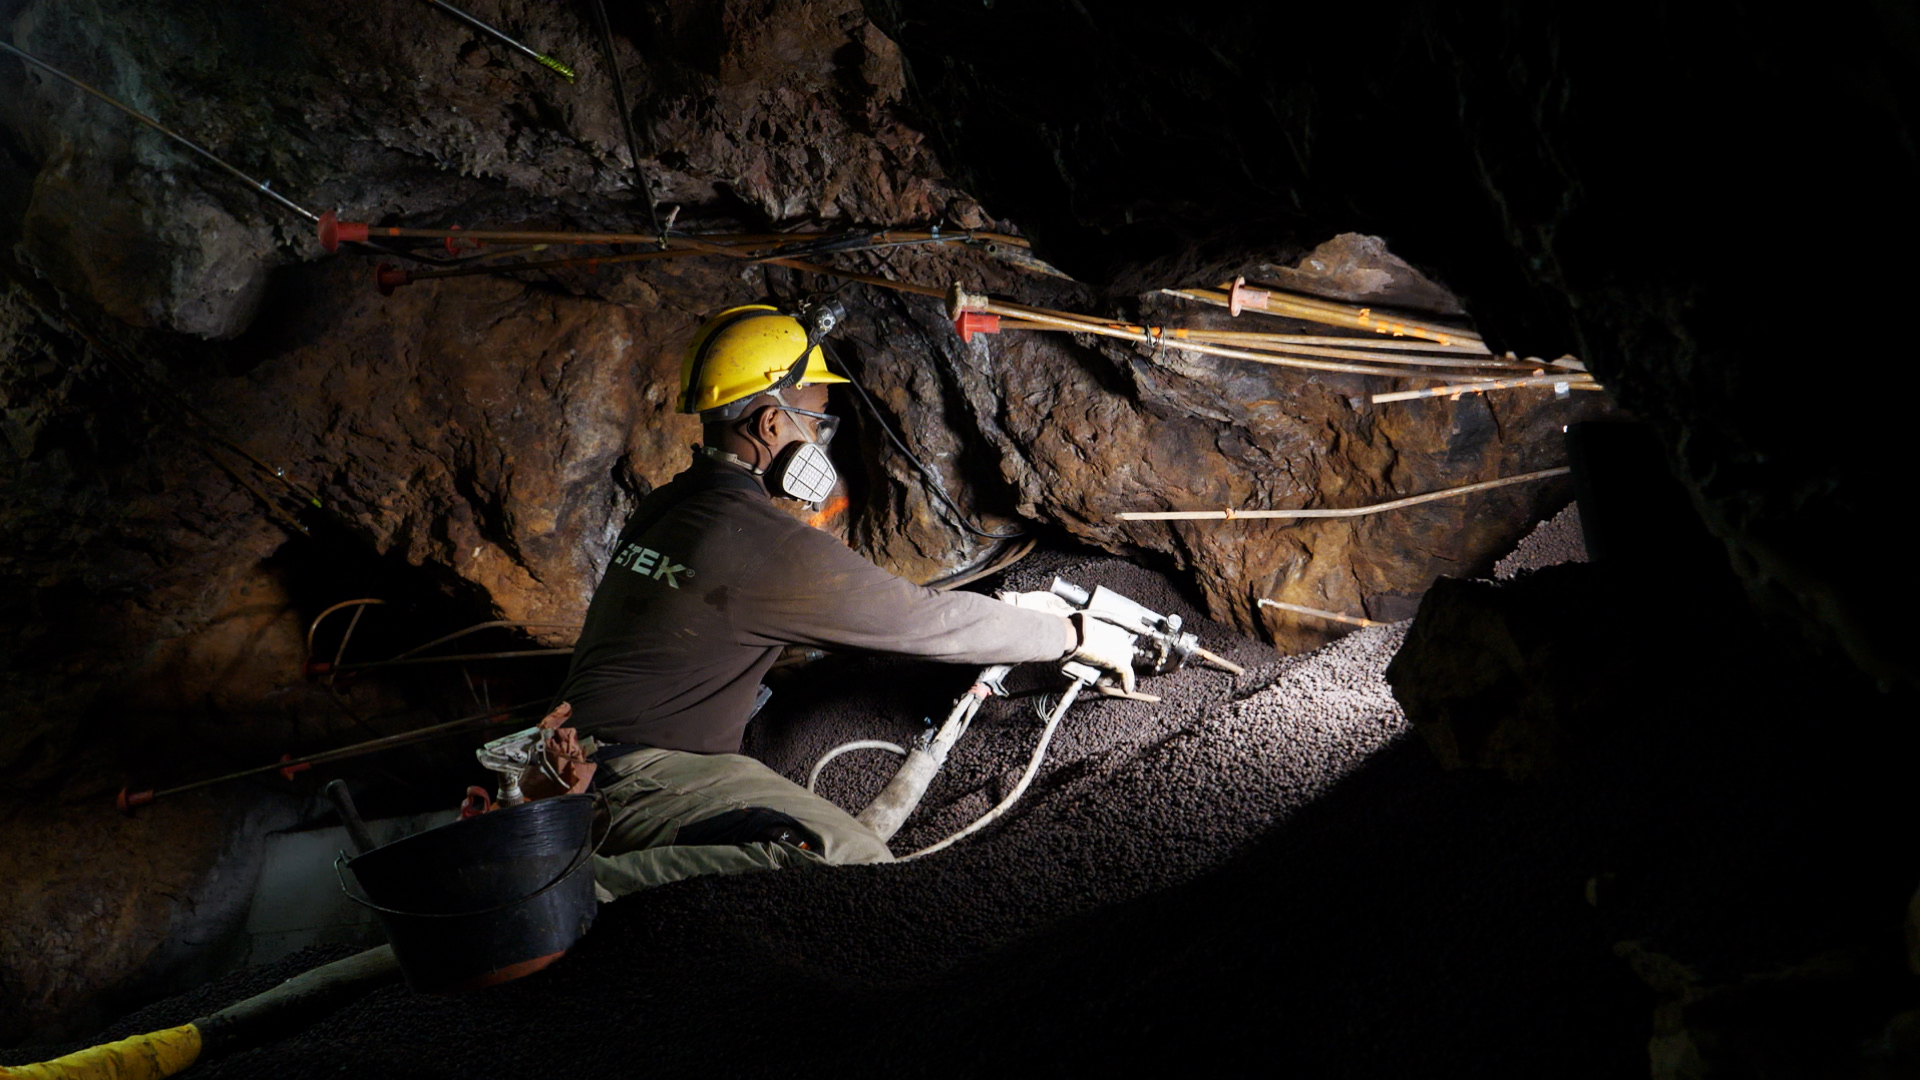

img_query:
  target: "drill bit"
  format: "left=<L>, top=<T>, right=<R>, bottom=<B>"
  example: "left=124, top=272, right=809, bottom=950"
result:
left=1192, top=646, right=1246, bottom=676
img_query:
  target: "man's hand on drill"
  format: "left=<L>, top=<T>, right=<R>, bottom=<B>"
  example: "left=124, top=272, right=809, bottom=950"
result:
left=1070, top=613, right=1139, bottom=694
left=999, top=590, right=1139, bottom=692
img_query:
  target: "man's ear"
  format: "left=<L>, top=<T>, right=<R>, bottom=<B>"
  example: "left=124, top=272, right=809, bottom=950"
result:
left=749, top=404, right=784, bottom=445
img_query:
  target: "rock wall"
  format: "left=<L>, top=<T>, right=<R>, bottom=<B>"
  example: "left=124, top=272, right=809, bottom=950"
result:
left=0, top=0, right=1588, bottom=783
left=865, top=0, right=1919, bottom=692
left=1386, top=558, right=1920, bottom=1074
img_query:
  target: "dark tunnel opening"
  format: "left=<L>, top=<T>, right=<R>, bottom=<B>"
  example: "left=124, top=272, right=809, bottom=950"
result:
left=255, top=516, right=576, bottom=820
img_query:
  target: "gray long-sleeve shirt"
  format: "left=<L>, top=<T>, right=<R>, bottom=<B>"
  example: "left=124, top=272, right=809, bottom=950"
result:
left=557, top=453, right=1074, bottom=754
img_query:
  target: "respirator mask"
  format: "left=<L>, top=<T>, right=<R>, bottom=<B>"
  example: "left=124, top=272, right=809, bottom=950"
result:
left=762, top=390, right=840, bottom=506
left=761, top=295, right=845, bottom=506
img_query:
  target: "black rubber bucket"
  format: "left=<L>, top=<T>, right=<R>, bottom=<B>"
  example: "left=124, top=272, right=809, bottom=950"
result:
left=339, top=794, right=598, bottom=993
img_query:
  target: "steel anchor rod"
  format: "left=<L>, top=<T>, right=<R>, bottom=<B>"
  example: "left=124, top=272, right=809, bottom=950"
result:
left=0, top=38, right=318, bottom=223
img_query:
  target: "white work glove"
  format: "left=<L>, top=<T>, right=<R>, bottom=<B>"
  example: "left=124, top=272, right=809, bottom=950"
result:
left=998, top=589, right=1077, bottom=617
left=1070, top=613, right=1139, bottom=695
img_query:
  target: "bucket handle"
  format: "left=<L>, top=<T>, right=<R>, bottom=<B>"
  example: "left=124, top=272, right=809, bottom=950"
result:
left=335, top=795, right=608, bottom=920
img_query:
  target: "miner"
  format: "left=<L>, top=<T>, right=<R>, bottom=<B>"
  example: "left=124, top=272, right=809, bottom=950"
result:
left=546, top=302, right=1135, bottom=898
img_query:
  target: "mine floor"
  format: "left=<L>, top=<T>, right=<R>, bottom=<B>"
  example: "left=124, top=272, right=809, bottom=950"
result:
left=11, top=510, right=1905, bottom=1075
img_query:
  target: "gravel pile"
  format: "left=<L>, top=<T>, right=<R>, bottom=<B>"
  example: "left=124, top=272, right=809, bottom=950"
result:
left=1494, top=503, right=1587, bottom=578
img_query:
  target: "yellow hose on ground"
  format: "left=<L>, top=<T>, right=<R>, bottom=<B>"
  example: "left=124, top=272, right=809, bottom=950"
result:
left=1, top=947, right=398, bottom=1080
left=0, top=1024, right=201, bottom=1080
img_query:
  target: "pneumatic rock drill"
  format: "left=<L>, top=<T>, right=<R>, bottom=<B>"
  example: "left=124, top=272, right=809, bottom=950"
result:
left=850, top=577, right=1243, bottom=858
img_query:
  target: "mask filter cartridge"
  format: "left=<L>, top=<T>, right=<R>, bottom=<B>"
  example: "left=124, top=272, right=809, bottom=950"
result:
left=770, top=440, right=837, bottom=505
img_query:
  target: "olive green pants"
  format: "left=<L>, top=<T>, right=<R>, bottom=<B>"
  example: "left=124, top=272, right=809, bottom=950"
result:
left=592, top=746, right=895, bottom=899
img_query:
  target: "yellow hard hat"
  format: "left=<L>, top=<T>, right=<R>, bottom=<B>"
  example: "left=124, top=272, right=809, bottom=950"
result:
left=680, top=305, right=849, bottom=416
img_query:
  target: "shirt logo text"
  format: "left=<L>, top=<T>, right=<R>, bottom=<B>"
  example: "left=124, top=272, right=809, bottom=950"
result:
left=612, top=543, right=693, bottom=588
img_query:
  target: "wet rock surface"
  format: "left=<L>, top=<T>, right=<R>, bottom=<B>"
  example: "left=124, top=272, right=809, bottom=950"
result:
left=834, top=236, right=1600, bottom=645
left=0, top=0, right=1590, bottom=783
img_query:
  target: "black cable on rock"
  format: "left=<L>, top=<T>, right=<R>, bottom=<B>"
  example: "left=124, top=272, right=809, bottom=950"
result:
left=823, top=341, right=1027, bottom=541
left=588, top=0, right=661, bottom=235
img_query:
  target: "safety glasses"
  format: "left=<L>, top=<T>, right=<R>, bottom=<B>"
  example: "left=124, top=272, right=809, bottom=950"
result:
left=776, top=405, right=839, bottom=445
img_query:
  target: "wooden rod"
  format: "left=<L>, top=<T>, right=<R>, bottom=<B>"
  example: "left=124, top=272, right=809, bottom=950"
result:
left=1256, top=598, right=1388, bottom=628
left=1164, top=330, right=1496, bottom=354
left=1160, top=286, right=1481, bottom=346
left=1159, top=330, right=1586, bottom=373
left=758, top=254, right=948, bottom=298
left=359, top=226, right=1029, bottom=249
left=404, top=245, right=720, bottom=282
left=1371, top=375, right=1604, bottom=403
left=976, top=301, right=1496, bottom=381
left=1096, top=326, right=1542, bottom=372
left=1231, top=285, right=1487, bottom=343
left=1114, top=467, right=1572, bottom=521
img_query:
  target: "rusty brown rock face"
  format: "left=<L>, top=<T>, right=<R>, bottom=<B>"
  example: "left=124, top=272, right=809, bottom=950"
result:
left=211, top=260, right=711, bottom=627
left=0, top=0, right=1597, bottom=792
left=828, top=235, right=1601, bottom=649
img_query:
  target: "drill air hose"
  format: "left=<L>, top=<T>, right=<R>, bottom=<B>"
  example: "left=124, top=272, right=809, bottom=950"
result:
left=0, top=1026, right=201, bottom=1080
left=0, top=947, right=400, bottom=1079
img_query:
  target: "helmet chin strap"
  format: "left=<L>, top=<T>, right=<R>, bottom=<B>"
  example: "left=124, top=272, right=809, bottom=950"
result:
left=744, top=400, right=794, bottom=474
left=702, top=391, right=792, bottom=476
left=701, top=444, right=765, bottom=476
